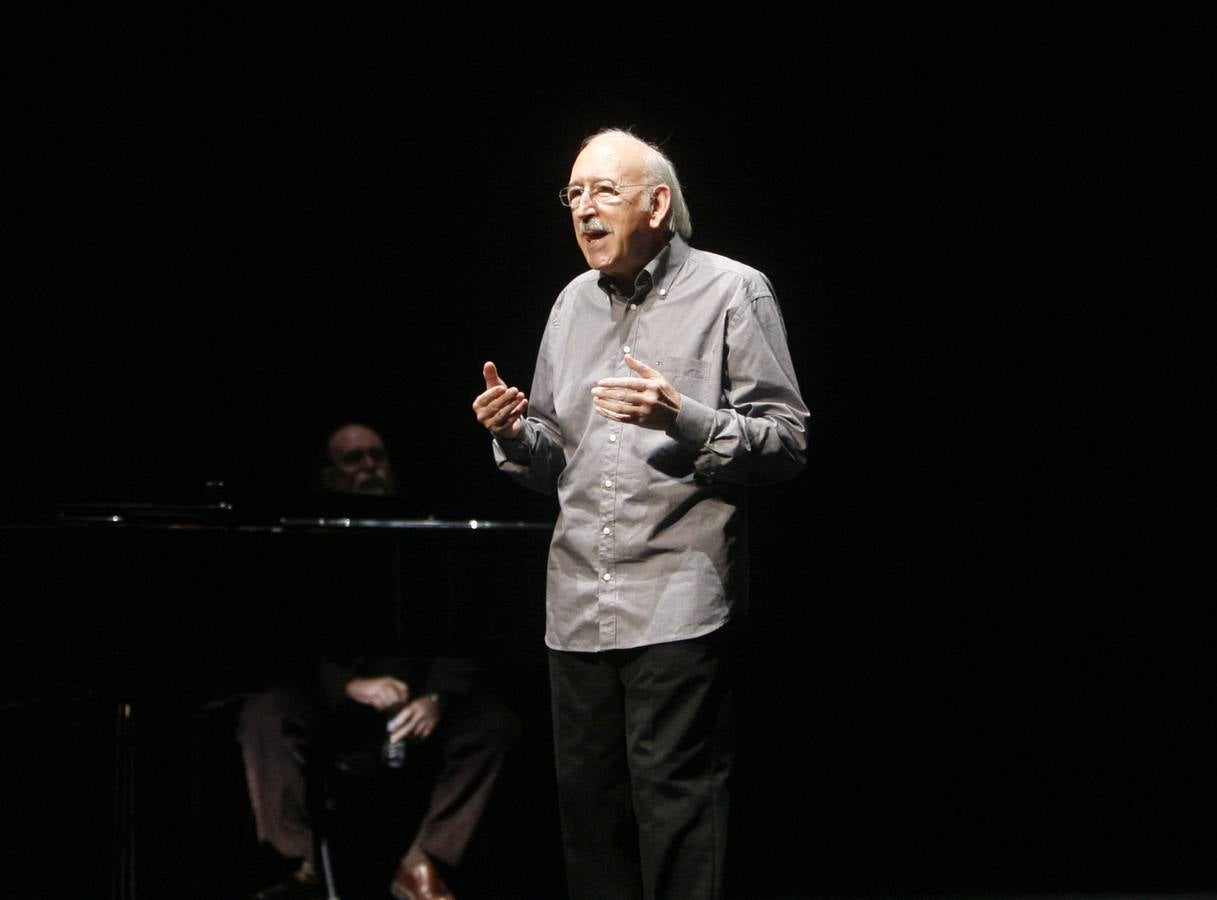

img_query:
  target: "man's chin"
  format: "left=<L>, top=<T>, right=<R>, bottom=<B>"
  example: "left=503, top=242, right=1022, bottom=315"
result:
left=582, top=246, right=613, bottom=271
left=590, top=261, right=624, bottom=280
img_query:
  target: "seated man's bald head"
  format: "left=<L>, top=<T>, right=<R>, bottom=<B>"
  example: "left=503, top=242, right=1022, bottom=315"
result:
left=321, top=422, right=396, bottom=496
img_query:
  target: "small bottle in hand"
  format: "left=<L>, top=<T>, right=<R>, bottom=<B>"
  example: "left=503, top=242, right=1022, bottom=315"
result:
left=382, top=717, right=407, bottom=769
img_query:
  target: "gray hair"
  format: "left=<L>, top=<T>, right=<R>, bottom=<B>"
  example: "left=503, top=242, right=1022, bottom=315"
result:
left=583, top=128, right=693, bottom=239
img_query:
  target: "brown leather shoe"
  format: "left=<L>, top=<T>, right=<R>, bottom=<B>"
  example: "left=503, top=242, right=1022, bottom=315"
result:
left=389, top=856, right=454, bottom=900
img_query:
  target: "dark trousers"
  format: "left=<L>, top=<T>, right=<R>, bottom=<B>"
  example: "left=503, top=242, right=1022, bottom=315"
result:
left=237, top=686, right=519, bottom=867
left=548, top=625, right=738, bottom=900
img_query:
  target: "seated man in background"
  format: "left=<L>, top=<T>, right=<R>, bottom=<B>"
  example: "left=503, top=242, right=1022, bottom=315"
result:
left=237, top=422, right=520, bottom=900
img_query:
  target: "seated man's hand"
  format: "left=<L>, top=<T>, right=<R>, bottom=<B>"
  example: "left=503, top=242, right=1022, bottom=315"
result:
left=345, top=676, right=410, bottom=711
left=387, top=695, right=442, bottom=743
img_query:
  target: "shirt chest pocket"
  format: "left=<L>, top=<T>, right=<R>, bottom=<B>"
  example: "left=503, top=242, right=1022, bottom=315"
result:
left=655, top=356, right=714, bottom=400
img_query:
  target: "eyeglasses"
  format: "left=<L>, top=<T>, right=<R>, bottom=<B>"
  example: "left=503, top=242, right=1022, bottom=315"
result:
left=338, top=446, right=386, bottom=467
left=558, top=181, right=654, bottom=208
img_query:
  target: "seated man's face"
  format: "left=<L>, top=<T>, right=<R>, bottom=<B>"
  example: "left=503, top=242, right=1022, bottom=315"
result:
left=325, top=424, right=395, bottom=496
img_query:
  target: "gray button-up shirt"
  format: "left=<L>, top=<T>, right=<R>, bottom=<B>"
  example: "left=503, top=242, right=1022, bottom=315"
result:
left=494, top=235, right=809, bottom=651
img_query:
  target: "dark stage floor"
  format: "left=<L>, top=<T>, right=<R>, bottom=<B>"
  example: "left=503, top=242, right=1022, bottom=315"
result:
left=3, top=688, right=1211, bottom=899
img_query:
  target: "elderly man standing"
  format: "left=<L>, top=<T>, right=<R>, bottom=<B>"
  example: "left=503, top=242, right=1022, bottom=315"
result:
left=472, top=129, right=809, bottom=898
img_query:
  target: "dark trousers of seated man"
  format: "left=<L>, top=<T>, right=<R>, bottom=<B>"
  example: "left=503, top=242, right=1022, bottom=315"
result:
left=237, top=684, right=519, bottom=872
left=548, top=623, right=739, bottom=900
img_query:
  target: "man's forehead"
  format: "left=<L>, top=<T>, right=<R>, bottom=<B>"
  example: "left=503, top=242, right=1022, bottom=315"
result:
left=329, top=425, right=383, bottom=453
left=570, top=135, right=644, bottom=180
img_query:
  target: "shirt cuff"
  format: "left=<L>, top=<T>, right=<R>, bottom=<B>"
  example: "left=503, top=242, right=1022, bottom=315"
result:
left=666, top=394, right=715, bottom=449
left=492, top=430, right=532, bottom=464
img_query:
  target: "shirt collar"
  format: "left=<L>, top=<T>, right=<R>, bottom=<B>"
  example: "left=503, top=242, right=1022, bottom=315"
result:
left=596, top=234, right=689, bottom=302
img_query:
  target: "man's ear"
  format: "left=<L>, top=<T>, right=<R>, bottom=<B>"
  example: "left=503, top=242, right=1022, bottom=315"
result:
left=648, top=184, right=672, bottom=230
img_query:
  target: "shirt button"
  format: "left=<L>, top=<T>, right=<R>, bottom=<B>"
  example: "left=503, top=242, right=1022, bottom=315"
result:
left=604, top=479, right=613, bottom=489
left=602, top=526, right=612, bottom=535
left=602, top=572, right=612, bottom=582
left=628, top=303, right=637, bottom=311
left=608, top=434, right=617, bottom=443
left=658, top=288, right=667, bottom=296
left=622, top=345, right=631, bottom=355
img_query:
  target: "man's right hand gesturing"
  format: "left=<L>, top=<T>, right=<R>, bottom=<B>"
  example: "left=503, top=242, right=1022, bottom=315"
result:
left=473, top=361, right=528, bottom=439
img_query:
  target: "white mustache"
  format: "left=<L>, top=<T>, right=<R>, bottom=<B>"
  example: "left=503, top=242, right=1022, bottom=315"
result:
left=580, top=218, right=612, bottom=235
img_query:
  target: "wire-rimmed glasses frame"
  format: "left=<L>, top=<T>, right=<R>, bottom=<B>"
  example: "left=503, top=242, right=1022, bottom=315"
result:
left=558, top=181, right=655, bottom=208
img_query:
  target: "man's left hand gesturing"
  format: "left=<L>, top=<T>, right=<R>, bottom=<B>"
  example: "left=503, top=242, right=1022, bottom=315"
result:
left=591, top=355, right=681, bottom=430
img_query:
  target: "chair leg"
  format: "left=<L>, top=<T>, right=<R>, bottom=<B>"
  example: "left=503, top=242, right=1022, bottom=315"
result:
left=319, top=835, right=341, bottom=900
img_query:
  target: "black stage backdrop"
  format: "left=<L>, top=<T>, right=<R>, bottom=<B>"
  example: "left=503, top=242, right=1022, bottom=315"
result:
left=3, top=7, right=1211, bottom=898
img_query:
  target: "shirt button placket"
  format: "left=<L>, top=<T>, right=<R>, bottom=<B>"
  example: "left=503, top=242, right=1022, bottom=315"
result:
left=598, top=417, right=623, bottom=646
left=600, top=289, right=639, bottom=648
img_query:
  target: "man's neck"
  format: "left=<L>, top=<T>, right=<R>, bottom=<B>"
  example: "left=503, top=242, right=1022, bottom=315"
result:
left=599, top=267, right=652, bottom=300
left=599, top=238, right=670, bottom=296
